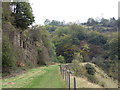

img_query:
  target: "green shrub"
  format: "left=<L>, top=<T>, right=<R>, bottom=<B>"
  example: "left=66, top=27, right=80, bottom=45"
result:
left=57, top=55, right=65, bottom=63
left=2, top=35, right=15, bottom=73
left=37, top=48, right=46, bottom=65
left=71, top=60, right=87, bottom=77
left=85, top=63, right=99, bottom=84
left=87, top=74, right=99, bottom=84
left=85, top=63, right=96, bottom=75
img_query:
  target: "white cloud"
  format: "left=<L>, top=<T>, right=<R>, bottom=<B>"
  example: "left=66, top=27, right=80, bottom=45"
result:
left=29, top=0, right=119, bottom=25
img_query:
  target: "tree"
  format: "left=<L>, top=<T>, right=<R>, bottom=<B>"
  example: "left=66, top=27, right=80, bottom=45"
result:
left=70, top=24, right=87, bottom=40
left=109, top=17, right=117, bottom=27
left=53, top=32, right=76, bottom=63
left=100, top=18, right=109, bottom=27
left=57, top=55, right=65, bottom=63
left=50, top=20, right=61, bottom=26
left=87, top=18, right=98, bottom=26
left=74, top=53, right=83, bottom=62
left=44, top=19, right=51, bottom=25
left=43, top=25, right=57, bottom=32
left=87, top=31, right=107, bottom=46
left=2, top=2, right=14, bottom=23
left=11, top=2, right=34, bottom=29
left=108, top=38, right=118, bottom=60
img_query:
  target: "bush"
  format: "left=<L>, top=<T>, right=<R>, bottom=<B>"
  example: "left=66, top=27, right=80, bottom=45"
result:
left=85, top=63, right=96, bottom=75
left=71, top=60, right=87, bottom=77
left=37, top=48, right=47, bottom=65
left=87, top=74, right=99, bottom=84
left=85, top=63, right=98, bottom=84
left=2, top=35, right=15, bottom=73
left=57, top=55, right=65, bottom=63
left=87, top=31, right=107, bottom=46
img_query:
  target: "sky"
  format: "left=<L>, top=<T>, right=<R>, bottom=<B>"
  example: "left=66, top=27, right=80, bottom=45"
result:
left=29, top=0, right=119, bottom=25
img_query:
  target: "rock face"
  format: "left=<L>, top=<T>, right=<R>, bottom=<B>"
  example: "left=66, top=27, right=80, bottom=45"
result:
left=2, top=22, right=50, bottom=69
left=12, top=32, right=38, bottom=66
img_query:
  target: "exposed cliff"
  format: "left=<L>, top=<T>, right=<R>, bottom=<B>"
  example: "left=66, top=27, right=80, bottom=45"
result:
left=2, top=22, right=56, bottom=75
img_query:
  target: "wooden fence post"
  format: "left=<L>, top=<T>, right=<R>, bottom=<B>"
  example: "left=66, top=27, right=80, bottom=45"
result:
left=65, top=69, right=66, bottom=81
left=74, top=77, right=76, bottom=90
left=68, top=71, right=70, bottom=90
left=66, top=70, right=68, bottom=85
left=63, top=69, right=64, bottom=79
left=60, top=65, right=61, bottom=73
left=61, top=66, right=63, bottom=78
left=67, top=71, right=69, bottom=88
left=60, top=64, right=77, bottom=90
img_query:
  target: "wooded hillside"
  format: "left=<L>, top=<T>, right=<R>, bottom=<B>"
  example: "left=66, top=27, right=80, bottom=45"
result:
left=2, top=1, right=119, bottom=88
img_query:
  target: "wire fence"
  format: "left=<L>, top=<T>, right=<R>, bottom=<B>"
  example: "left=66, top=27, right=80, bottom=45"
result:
left=59, top=64, right=76, bottom=90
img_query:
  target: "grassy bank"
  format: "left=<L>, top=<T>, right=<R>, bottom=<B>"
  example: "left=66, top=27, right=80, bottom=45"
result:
left=2, top=65, right=66, bottom=88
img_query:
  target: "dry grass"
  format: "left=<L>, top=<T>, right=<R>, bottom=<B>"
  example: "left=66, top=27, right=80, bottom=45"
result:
left=80, top=62, right=118, bottom=88
left=70, top=74, right=102, bottom=88
left=68, top=62, right=118, bottom=88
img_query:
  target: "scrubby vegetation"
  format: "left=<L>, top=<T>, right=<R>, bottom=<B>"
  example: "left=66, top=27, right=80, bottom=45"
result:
left=70, top=60, right=86, bottom=77
left=70, top=61, right=98, bottom=84
left=85, top=63, right=96, bottom=75
left=85, top=63, right=99, bottom=84
left=2, top=35, right=15, bottom=72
